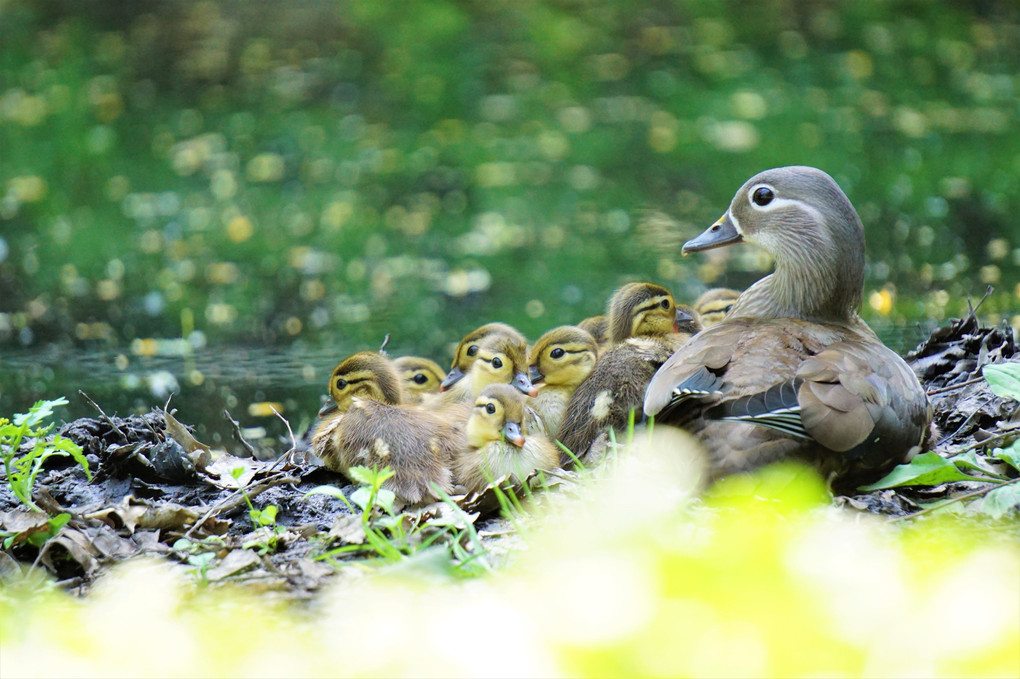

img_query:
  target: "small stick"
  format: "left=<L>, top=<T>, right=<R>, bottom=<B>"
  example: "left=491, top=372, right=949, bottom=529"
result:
left=946, top=429, right=1019, bottom=457
left=223, top=409, right=257, bottom=458
left=78, top=390, right=129, bottom=443
left=378, top=333, right=391, bottom=355
left=183, top=472, right=299, bottom=539
left=926, top=376, right=986, bottom=397
left=889, top=475, right=1020, bottom=523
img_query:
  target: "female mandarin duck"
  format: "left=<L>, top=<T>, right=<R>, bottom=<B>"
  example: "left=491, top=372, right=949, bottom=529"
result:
left=643, top=166, right=932, bottom=491
left=527, top=326, right=599, bottom=436
left=557, top=283, right=703, bottom=460
left=312, top=352, right=463, bottom=503
left=456, top=383, right=559, bottom=493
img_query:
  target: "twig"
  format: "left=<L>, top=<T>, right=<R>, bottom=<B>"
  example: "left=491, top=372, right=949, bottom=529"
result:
left=183, top=472, right=299, bottom=539
left=946, top=429, right=1019, bottom=457
left=78, top=390, right=129, bottom=443
left=223, top=409, right=257, bottom=458
left=378, top=333, right=391, bottom=355
left=889, top=475, right=1020, bottom=523
left=268, top=406, right=298, bottom=472
left=926, top=376, right=986, bottom=397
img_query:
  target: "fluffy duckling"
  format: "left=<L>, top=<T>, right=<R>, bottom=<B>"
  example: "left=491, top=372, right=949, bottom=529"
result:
left=693, top=288, right=741, bottom=327
left=577, top=315, right=609, bottom=349
left=456, top=383, right=559, bottom=493
left=312, top=352, right=462, bottom=504
left=440, top=332, right=537, bottom=404
left=527, top=326, right=599, bottom=436
left=644, top=166, right=932, bottom=492
left=607, top=282, right=678, bottom=343
left=392, top=355, right=445, bottom=403
left=440, top=322, right=527, bottom=391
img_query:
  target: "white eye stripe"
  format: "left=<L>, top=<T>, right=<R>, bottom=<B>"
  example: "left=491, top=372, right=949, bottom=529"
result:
left=728, top=209, right=744, bottom=235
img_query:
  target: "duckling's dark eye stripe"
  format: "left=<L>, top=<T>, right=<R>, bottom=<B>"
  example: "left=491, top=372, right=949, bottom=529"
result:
left=635, top=299, right=670, bottom=314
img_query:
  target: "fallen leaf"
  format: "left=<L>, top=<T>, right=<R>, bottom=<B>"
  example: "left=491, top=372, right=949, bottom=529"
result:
left=206, top=549, right=261, bottom=582
left=328, top=514, right=366, bottom=545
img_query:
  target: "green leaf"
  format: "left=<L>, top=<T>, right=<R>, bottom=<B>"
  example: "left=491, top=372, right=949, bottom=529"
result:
left=374, top=488, right=397, bottom=515
left=350, top=487, right=372, bottom=512
left=993, top=441, right=1020, bottom=473
left=983, top=363, right=1020, bottom=401
left=952, top=450, right=1007, bottom=480
left=13, top=398, right=69, bottom=429
left=859, top=452, right=987, bottom=491
left=303, top=485, right=354, bottom=511
left=980, top=483, right=1020, bottom=520
left=259, top=505, right=278, bottom=526
left=347, top=466, right=377, bottom=486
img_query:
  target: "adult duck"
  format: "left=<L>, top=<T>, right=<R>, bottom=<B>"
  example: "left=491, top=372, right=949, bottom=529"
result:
left=643, top=166, right=932, bottom=491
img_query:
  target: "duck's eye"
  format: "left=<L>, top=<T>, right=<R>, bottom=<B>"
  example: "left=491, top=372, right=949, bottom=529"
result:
left=724, top=304, right=734, bottom=313
left=412, top=373, right=428, bottom=385
left=485, top=403, right=496, bottom=415
left=466, top=344, right=479, bottom=357
left=491, top=357, right=503, bottom=369
left=335, top=378, right=348, bottom=390
left=752, top=186, right=774, bottom=206
left=660, top=299, right=671, bottom=310
left=550, top=348, right=565, bottom=359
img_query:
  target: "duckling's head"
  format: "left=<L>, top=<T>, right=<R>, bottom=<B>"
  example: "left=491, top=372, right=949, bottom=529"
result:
left=693, top=288, right=741, bottom=327
left=577, top=315, right=609, bottom=346
left=528, top=326, right=598, bottom=388
left=441, top=322, right=526, bottom=391
left=683, top=166, right=864, bottom=319
left=469, top=333, right=537, bottom=397
left=607, top=282, right=678, bottom=343
left=392, top=356, right=444, bottom=400
left=325, top=351, right=402, bottom=413
left=674, top=303, right=704, bottom=337
left=466, top=383, right=527, bottom=448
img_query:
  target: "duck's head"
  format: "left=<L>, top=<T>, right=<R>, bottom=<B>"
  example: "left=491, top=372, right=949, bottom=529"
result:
left=469, top=333, right=537, bottom=397
left=607, top=282, right=678, bottom=343
left=392, top=356, right=444, bottom=400
left=528, top=326, right=598, bottom=388
left=440, top=322, right=526, bottom=391
left=577, top=315, right=609, bottom=346
left=674, top=303, right=704, bottom=337
left=684, top=166, right=864, bottom=320
left=322, top=351, right=402, bottom=415
left=466, top=383, right=528, bottom=448
left=693, top=288, right=741, bottom=327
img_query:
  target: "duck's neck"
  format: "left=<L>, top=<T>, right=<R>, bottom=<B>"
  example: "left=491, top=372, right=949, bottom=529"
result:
left=730, top=231, right=863, bottom=323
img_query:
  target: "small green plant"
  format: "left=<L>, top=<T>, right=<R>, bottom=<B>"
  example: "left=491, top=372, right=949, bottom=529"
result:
left=1, top=398, right=90, bottom=513
left=173, top=537, right=223, bottom=585
left=231, top=466, right=284, bottom=555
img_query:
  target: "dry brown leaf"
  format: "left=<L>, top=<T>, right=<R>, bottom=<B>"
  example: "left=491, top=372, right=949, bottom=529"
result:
left=40, top=529, right=101, bottom=576
left=328, top=514, right=366, bottom=545
left=206, top=549, right=261, bottom=582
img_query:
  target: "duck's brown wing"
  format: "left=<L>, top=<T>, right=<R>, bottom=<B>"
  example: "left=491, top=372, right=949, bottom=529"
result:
left=648, top=320, right=930, bottom=474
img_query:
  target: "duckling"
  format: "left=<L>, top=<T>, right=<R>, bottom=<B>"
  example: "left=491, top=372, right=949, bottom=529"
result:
left=577, top=315, right=609, bottom=349
left=644, top=166, right=932, bottom=492
left=440, top=322, right=527, bottom=391
left=466, top=333, right=537, bottom=398
left=392, top=355, right=445, bottom=403
left=693, top=288, right=742, bottom=327
left=312, top=352, right=462, bottom=504
left=556, top=310, right=702, bottom=461
left=527, top=326, right=599, bottom=436
left=456, top=383, right=560, bottom=493
left=607, top=282, right=678, bottom=343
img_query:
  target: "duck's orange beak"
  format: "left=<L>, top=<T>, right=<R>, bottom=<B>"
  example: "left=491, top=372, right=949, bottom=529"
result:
left=683, top=213, right=742, bottom=255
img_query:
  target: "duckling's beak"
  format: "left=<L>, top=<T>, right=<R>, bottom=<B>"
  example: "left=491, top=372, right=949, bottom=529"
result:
left=318, top=400, right=339, bottom=417
left=528, top=365, right=546, bottom=388
left=682, top=213, right=742, bottom=254
left=439, top=367, right=465, bottom=391
left=675, top=307, right=695, bottom=324
left=512, top=371, right=539, bottom=397
left=502, top=421, right=525, bottom=447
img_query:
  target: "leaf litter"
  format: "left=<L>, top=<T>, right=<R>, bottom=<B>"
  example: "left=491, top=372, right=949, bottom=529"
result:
left=1, top=312, right=1017, bottom=597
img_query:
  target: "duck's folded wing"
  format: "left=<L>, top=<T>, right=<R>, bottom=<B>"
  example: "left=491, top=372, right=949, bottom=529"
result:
left=643, top=325, right=741, bottom=420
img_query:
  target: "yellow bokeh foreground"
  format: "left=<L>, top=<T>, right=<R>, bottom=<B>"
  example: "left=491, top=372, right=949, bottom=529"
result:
left=2, top=429, right=1018, bottom=678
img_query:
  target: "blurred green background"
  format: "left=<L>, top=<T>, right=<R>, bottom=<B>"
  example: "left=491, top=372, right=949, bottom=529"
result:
left=1, top=0, right=1017, bottom=442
